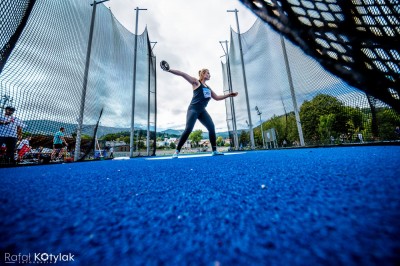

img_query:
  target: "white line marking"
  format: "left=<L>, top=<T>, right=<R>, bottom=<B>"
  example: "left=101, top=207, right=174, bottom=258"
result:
left=145, top=152, right=245, bottom=160
left=113, top=157, right=130, bottom=160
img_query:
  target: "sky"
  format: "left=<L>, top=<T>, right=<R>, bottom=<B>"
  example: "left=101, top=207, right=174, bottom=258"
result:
left=104, top=0, right=258, bottom=132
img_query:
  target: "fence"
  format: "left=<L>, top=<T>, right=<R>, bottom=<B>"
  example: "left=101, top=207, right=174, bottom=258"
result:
left=222, top=18, right=400, bottom=148
left=0, top=0, right=156, bottom=166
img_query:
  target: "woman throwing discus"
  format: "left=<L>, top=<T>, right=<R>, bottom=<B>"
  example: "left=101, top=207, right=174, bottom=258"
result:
left=160, top=60, right=238, bottom=159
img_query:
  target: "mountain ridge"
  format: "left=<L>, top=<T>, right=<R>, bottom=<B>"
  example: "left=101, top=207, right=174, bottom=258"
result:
left=23, top=120, right=230, bottom=138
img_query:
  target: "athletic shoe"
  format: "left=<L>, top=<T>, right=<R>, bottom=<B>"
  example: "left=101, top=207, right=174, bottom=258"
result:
left=172, top=151, right=179, bottom=159
left=212, top=151, right=224, bottom=156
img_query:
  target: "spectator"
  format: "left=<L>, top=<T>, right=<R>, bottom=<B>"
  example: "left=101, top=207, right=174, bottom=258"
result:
left=339, top=133, right=345, bottom=144
left=17, top=136, right=31, bottom=162
left=109, top=146, right=114, bottom=158
left=0, top=106, right=26, bottom=164
left=51, top=127, right=68, bottom=161
left=357, top=132, right=364, bottom=143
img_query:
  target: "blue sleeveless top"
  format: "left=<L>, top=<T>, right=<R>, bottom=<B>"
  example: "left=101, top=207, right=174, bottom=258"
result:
left=189, top=81, right=211, bottom=108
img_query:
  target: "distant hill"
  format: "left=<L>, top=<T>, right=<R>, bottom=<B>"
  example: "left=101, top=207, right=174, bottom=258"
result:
left=160, top=129, right=183, bottom=137
left=24, top=120, right=231, bottom=139
left=24, top=120, right=132, bottom=137
left=215, top=131, right=229, bottom=138
left=160, top=129, right=230, bottom=139
left=24, top=120, right=77, bottom=136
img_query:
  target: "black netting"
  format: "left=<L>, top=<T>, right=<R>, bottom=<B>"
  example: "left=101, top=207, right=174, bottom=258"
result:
left=222, top=18, right=400, bottom=148
left=0, top=0, right=36, bottom=73
left=0, top=0, right=156, bottom=166
left=239, top=0, right=400, bottom=113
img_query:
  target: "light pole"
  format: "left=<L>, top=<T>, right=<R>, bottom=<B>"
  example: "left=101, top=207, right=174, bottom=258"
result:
left=75, top=0, right=109, bottom=161
left=130, top=7, right=147, bottom=158
left=227, top=9, right=255, bottom=149
left=255, top=106, right=265, bottom=148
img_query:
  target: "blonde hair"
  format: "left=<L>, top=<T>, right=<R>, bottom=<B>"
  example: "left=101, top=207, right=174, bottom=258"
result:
left=198, top=69, right=209, bottom=80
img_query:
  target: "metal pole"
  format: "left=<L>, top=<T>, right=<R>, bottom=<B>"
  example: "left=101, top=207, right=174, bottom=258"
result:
left=260, top=115, right=264, bottom=148
left=152, top=55, right=157, bottom=156
left=246, top=119, right=251, bottom=148
left=130, top=7, right=147, bottom=158
left=227, top=9, right=254, bottom=149
left=220, top=40, right=239, bottom=150
left=147, top=41, right=157, bottom=156
left=224, top=40, right=239, bottom=150
left=146, top=42, right=151, bottom=156
left=280, top=35, right=305, bottom=146
left=255, top=106, right=265, bottom=148
left=136, top=129, right=139, bottom=155
left=75, top=0, right=109, bottom=161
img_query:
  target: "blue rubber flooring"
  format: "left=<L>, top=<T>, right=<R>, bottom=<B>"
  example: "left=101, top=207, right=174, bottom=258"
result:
left=1, top=146, right=399, bottom=265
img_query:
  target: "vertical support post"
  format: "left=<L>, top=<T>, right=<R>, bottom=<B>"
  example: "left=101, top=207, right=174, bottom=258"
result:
left=147, top=41, right=157, bottom=156
left=220, top=40, right=239, bottom=150
left=146, top=43, right=151, bottom=156
left=152, top=55, right=157, bottom=156
left=224, top=41, right=239, bottom=150
left=75, top=0, right=103, bottom=161
left=227, top=9, right=255, bottom=149
left=280, top=35, right=305, bottom=146
left=130, top=7, right=147, bottom=158
left=255, top=106, right=265, bottom=148
left=260, top=116, right=264, bottom=148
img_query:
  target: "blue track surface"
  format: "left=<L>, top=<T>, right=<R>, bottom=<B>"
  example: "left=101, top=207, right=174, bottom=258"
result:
left=1, top=146, right=399, bottom=265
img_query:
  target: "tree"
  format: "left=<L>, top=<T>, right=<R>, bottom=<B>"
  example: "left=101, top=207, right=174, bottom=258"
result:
left=318, top=114, right=336, bottom=143
left=82, top=134, right=92, bottom=140
left=253, top=126, right=263, bottom=147
left=262, top=112, right=299, bottom=147
left=189, top=130, right=202, bottom=147
left=300, top=94, right=345, bottom=144
left=239, top=130, right=250, bottom=148
left=285, top=113, right=299, bottom=146
left=169, top=142, right=176, bottom=149
left=122, top=136, right=130, bottom=144
left=344, top=106, right=364, bottom=141
left=376, top=108, right=400, bottom=140
left=216, top=136, right=224, bottom=146
left=100, top=131, right=130, bottom=141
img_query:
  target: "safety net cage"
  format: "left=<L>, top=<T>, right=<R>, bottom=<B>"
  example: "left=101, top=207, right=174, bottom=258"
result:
left=222, top=0, right=400, bottom=149
left=0, top=0, right=157, bottom=166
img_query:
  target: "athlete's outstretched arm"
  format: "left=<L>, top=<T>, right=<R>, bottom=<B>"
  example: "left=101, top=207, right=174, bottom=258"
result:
left=211, top=90, right=238, bottom=101
left=167, top=69, right=199, bottom=86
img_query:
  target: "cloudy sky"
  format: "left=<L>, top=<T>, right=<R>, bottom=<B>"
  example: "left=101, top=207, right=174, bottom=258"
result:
left=104, top=0, right=258, bottom=132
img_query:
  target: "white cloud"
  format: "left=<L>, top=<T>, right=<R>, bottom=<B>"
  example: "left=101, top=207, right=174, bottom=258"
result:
left=104, top=0, right=257, bottom=132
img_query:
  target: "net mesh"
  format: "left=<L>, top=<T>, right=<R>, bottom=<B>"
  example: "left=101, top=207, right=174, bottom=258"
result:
left=239, top=0, right=400, bottom=113
left=0, top=0, right=36, bottom=73
left=222, top=18, right=400, bottom=148
left=0, top=0, right=156, bottom=165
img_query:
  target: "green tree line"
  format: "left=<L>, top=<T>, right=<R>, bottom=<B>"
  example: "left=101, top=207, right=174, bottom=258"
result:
left=244, top=94, right=400, bottom=147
